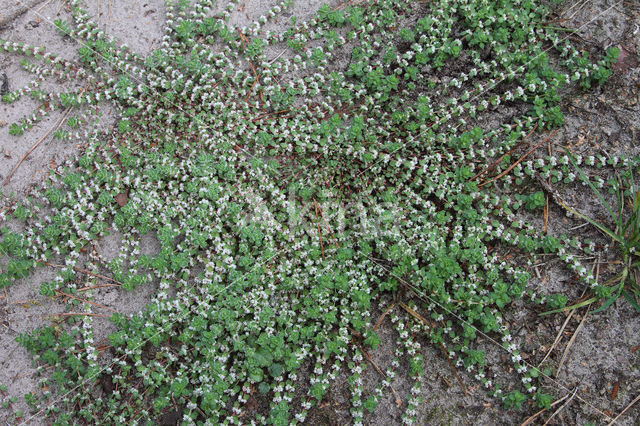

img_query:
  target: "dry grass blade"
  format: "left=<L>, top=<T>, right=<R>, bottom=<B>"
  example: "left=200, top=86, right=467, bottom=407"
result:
left=538, top=310, right=575, bottom=368
left=542, top=387, right=578, bottom=425
left=76, top=283, right=121, bottom=292
left=55, top=290, right=116, bottom=312
left=471, top=124, right=538, bottom=181
left=0, top=0, right=48, bottom=28
left=369, top=255, right=614, bottom=422
left=314, top=200, right=339, bottom=247
left=479, top=129, right=558, bottom=188
left=373, top=303, right=395, bottom=331
left=360, top=347, right=402, bottom=408
left=2, top=106, right=72, bottom=185
left=607, top=392, right=640, bottom=425
left=52, top=312, right=110, bottom=318
left=44, top=262, right=123, bottom=285
left=556, top=308, right=590, bottom=378
left=3, top=84, right=87, bottom=185
left=520, top=390, right=572, bottom=426
left=564, top=0, right=591, bottom=20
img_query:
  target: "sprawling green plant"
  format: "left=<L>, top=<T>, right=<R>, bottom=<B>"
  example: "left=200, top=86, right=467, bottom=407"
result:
left=0, top=0, right=632, bottom=424
left=541, top=152, right=640, bottom=315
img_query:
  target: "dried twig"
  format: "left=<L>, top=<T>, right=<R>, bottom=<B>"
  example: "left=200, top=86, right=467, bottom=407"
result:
left=106, top=0, right=112, bottom=31
left=373, top=303, right=395, bottom=331
left=77, top=283, right=121, bottom=292
left=251, top=109, right=290, bottom=122
left=3, top=107, right=71, bottom=185
left=521, top=390, right=572, bottom=426
left=268, top=50, right=286, bottom=64
left=543, top=387, right=578, bottom=425
left=538, top=309, right=575, bottom=367
left=360, top=347, right=402, bottom=408
left=564, top=0, right=590, bottom=20
left=607, top=392, right=640, bottom=425
left=314, top=200, right=339, bottom=247
left=479, top=129, right=558, bottom=188
left=556, top=308, right=590, bottom=377
left=471, top=124, right=538, bottom=181
left=0, top=0, right=47, bottom=28
left=55, top=290, right=116, bottom=312
left=535, top=172, right=591, bottom=220
left=245, top=61, right=260, bottom=103
left=44, top=262, right=123, bottom=285
left=52, top=312, right=110, bottom=318
left=540, top=255, right=600, bottom=367
left=3, top=81, right=86, bottom=186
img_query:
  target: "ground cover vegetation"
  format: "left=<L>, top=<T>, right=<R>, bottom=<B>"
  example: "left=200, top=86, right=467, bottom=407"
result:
left=0, top=0, right=636, bottom=423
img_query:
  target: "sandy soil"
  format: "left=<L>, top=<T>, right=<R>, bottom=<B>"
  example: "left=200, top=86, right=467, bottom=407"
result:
left=0, top=0, right=639, bottom=425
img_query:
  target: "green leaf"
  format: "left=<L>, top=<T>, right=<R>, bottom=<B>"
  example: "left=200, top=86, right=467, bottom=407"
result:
left=9, top=123, right=23, bottom=136
left=364, top=331, right=381, bottom=349
left=268, top=363, right=284, bottom=378
left=254, top=347, right=274, bottom=367
left=592, top=284, right=624, bottom=313
left=258, top=382, right=271, bottom=394
left=364, top=395, right=378, bottom=413
left=249, top=368, right=264, bottom=383
left=622, top=290, right=640, bottom=313
left=504, top=390, right=526, bottom=410
left=566, top=149, right=622, bottom=233
left=535, top=392, right=553, bottom=409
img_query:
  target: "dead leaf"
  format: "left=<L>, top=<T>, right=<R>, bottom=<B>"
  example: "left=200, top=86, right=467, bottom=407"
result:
left=100, top=375, right=114, bottom=395
left=612, top=45, right=639, bottom=75
left=143, top=9, right=155, bottom=17
left=610, top=381, right=620, bottom=400
left=115, top=191, right=129, bottom=207
left=244, top=397, right=257, bottom=411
